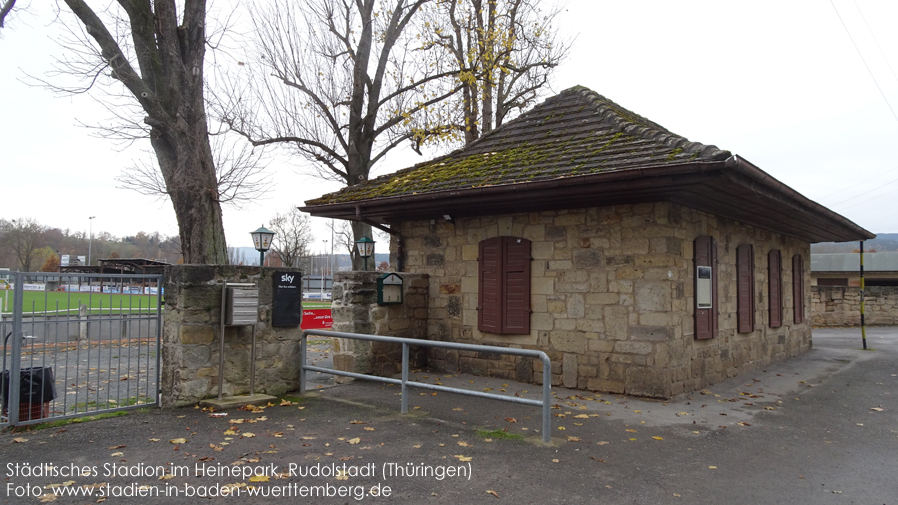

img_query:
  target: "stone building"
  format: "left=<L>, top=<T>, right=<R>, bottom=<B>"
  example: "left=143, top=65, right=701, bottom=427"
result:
left=300, top=86, right=873, bottom=398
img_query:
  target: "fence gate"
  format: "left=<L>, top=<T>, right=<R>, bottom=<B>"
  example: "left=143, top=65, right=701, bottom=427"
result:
left=1, top=272, right=162, bottom=428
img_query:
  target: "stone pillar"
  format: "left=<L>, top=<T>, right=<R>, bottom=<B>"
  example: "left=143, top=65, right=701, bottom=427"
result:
left=161, top=265, right=304, bottom=407
left=330, top=271, right=430, bottom=377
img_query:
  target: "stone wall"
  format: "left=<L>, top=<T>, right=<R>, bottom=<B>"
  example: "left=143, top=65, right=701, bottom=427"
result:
left=391, top=202, right=811, bottom=398
left=812, top=286, right=898, bottom=326
left=161, top=265, right=303, bottom=407
left=330, top=271, right=429, bottom=376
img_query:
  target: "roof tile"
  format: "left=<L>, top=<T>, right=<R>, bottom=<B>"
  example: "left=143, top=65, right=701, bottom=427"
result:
left=305, top=86, right=731, bottom=206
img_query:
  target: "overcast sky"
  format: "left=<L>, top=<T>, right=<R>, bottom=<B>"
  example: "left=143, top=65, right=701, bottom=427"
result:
left=2, top=0, right=897, bottom=256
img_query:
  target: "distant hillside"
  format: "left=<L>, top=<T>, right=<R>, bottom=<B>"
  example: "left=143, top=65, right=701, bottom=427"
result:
left=811, top=233, right=898, bottom=253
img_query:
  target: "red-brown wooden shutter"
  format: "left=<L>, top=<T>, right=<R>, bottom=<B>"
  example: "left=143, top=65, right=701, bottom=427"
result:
left=478, top=236, right=531, bottom=334
left=792, top=254, right=804, bottom=324
left=768, top=250, right=782, bottom=328
left=502, top=237, right=531, bottom=334
left=694, top=236, right=718, bottom=340
left=479, top=237, right=502, bottom=333
left=737, top=244, right=755, bottom=333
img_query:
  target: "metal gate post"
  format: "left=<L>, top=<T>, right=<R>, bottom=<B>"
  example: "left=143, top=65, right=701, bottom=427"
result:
left=155, top=277, right=163, bottom=406
left=7, top=273, right=24, bottom=426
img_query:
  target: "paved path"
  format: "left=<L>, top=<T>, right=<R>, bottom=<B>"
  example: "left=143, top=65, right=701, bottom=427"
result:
left=1, top=327, right=895, bottom=504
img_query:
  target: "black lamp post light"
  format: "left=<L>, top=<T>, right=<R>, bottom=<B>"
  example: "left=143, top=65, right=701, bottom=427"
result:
left=355, top=236, right=375, bottom=271
left=251, top=226, right=276, bottom=266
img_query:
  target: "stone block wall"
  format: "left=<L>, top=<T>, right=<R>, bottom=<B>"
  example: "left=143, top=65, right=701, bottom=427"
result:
left=812, top=286, right=898, bottom=326
left=330, top=271, right=429, bottom=376
left=391, top=202, right=811, bottom=398
left=161, top=265, right=304, bottom=407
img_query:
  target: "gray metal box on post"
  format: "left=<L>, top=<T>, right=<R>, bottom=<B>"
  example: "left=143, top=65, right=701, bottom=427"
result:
left=226, top=288, right=259, bottom=325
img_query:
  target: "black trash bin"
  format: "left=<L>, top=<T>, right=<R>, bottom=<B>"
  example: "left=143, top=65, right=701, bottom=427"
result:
left=1, top=366, right=57, bottom=421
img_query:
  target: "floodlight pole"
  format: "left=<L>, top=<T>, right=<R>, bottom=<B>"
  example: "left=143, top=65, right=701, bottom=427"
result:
left=88, top=216, right=96, bottom=266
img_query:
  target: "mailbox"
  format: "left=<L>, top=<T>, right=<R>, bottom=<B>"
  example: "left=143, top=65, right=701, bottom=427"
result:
left=226, top=287, right=259, bottom=325
left=377, top=273, right=403, bottom=305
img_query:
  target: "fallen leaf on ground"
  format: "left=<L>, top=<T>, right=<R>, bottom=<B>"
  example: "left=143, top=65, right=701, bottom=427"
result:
left=13, top=438, right=28, bottom=443
left=652, top=436, right=663, bottom=441
left=708, top=466, right=717, bottom=469
left=348, top=438, right=361, bottom=445
left=487, top=490, right=500, bottom=498
left=249, top=475, right=270, bottom=482
left=169, top=438, right=188, bottom=444
left=454, top=455, right=472, bottom=462
left=110, top=452, right=124, bottom=457
left=871, top=407, right=884, bottom=412
left=241, top=433, right=255, bottom=438
left=43, top=481, right=76, bottom=489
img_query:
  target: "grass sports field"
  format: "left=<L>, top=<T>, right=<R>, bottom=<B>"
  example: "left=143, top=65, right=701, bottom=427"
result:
left=0, top=290, right=331, bottom=314
left=2, top=291, right=160, bottom=314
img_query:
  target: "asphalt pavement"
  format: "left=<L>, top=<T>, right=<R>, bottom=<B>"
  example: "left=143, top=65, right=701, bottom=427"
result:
left=1, top=327, right=896, bottom=504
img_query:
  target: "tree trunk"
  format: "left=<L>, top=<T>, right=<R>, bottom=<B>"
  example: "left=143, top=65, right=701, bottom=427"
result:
left=152, top=131, right=227, bottom=265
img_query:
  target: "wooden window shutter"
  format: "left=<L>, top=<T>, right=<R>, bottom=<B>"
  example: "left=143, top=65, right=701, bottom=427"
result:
left=478, top=237, right=502, bottom=333
left=736, top=244, right=755, bottom=333
left=478, top=237, right=532, bottom=334
left=792, top=254, right=805, bottom=324
left=502, top=237, right=531, bottom=334
left=768, top=250, right=783, bottom=328
left=694, top=236, right=718, bottom=340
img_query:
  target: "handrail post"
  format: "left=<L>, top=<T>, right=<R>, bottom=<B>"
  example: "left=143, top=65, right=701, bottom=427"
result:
left=542, top=355, right=551, bottom=443
left=400, top=342, right=409, bottom=414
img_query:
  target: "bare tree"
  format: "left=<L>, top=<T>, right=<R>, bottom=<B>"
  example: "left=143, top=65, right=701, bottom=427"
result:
left=2, top=217, right=45, bottom=272
left=216, top=0, right=464, bottom=268
left=0, top=0, right=16, bottom=29
left=423, top=0, right=570, bottom=144
left=115, top=133, right=271, bottom=209
left=267, top=208, right=314, bottom=270
left=227, top=247, right=247, bottom=266
left=46, top=1, right=228, bottom=264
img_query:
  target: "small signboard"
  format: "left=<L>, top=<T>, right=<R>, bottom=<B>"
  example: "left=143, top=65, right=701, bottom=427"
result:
left=272, top=271, right=303, bottom=327
left=377, top=273, right=404, bottom=305
left=300, top=309, right=333, bottom=330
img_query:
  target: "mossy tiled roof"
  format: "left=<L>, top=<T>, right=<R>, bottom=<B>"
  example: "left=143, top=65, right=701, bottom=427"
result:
left=305, top=86, right=731, bottom=206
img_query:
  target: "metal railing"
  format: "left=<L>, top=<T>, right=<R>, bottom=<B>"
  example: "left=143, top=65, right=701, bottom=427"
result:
left=300, top=329, right=553, bottom=443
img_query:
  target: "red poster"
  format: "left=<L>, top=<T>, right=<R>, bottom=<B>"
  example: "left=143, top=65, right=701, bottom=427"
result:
left=301, top=309, right=333, bottom=330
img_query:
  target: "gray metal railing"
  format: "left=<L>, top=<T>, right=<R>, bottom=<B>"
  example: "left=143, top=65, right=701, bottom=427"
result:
left=300, top=329, right=553, bottom=443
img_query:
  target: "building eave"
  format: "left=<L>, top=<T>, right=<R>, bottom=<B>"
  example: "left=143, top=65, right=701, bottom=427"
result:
left=300, top=156, right=874, bottom=244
